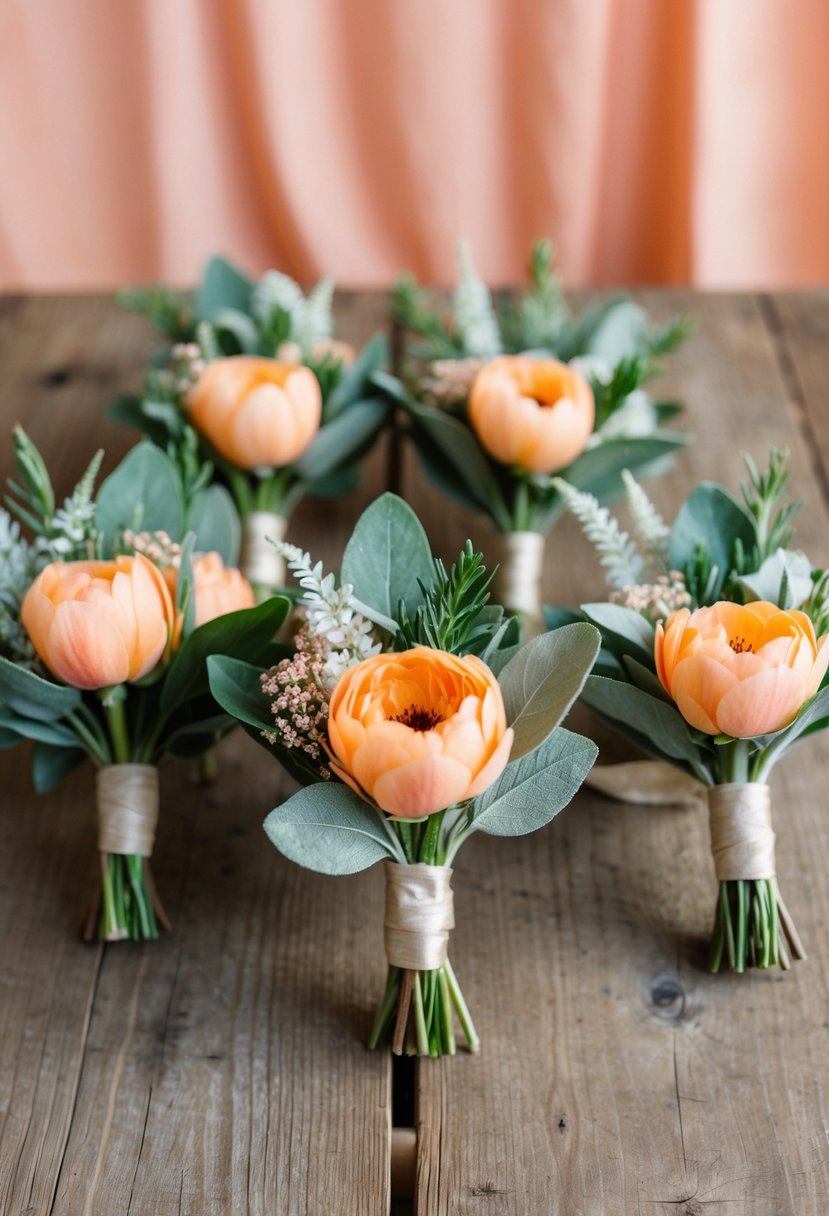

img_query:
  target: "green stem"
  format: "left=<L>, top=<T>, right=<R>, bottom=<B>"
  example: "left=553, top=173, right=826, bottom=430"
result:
left=438, top=966, right=456, bottom=1056
left=368, top=966, right=401, bottom=1050
left=67, top=711, right=109, bottom=766
left=418, top=810, right=445, bottom=866
left=444, top=958, right=479, bottom=1053
left=735, top=880, right=747, bottom=973
left=412, top=973, right=430, bottom=1056
left=103, top=694, right=131, bottom=764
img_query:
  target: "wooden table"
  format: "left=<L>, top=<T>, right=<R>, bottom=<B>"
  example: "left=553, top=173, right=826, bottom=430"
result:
left=1, top=290, right=828, bottom=1215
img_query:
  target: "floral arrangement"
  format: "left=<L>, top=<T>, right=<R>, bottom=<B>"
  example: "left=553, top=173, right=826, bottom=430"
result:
left=208, top=494, right=601, bottom=1054
left=0, top=429, right=288, bottom=940
left=111, top=256, right=390, bottom=596
left=558, top=450, right=829, bottom=972
left=382, top=239, right=691, bottom=635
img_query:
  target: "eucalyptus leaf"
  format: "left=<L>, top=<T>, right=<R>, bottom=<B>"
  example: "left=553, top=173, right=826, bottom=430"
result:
left=325, top=332, right=389, bottom=416
left=213, top=307, right=261, bottom=353
left=669, top=484, right=755, bottom=582
left=0, top=714, right=80, bottom=748
left=263, top=783, right=394, bottom=874
left=581, top=675, right=702, bottom=766
left=340, top=494, right=434, bottom=623
left=580, top=603, right=656, bottom=665
left=106, top=394, right=172, bottom=447
left=738, top=548, right=813, bottom=609
left=187, top=484, right=241, bottom=565
left=0, top=658, right=80, bottom=720
left=583, top=301, right=650, bottom=362
left=295, top=397, right=387, bottom=482
left=163, top=596, right=289, bottom=715
left=471, top=727, right=597, bottom=836
left=95, top=442, right=185, bottom=551
left=498, top=623, right=600, bottom=760
left=206, top=655, right=275, bottom=732
left=32, top=742, right=85, bottom=794
left=196, top=256, right=254, bottom=322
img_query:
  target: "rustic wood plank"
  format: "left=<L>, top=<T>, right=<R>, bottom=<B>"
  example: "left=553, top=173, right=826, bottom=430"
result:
left=0, top=292, right=394, bottom=1215
left=411, top=291, right=829, bottom=1213
left=760, top=290, right=829, bottom=511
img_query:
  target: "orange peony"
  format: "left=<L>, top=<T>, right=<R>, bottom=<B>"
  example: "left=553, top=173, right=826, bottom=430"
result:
left=656, top=600, right=829, bottom=738
left=21, top=554, right=175, bottom=690
left=467, top=355, right=594, bottom=475
left=186, top=356, right=322, bottom=470
left=327, top=646, right=514, bottom=819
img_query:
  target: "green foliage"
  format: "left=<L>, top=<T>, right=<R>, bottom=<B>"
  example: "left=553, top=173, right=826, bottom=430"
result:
left=340, top=494, right=434, bottom=629
left=117, top=284, right=194, bottom=341
left=263, top=784, right=397, bottom=875
left=395, top=542, right=499, bottom=655
left=740, top=448, right=802, bottom=561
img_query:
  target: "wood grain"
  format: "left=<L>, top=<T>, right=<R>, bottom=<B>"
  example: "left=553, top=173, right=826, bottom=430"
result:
left=413, top=290, right=829, bottom=1214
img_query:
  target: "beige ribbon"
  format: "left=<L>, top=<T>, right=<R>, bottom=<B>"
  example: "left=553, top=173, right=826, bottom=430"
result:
left=491, top=530, right=546, bottom=637
left=240, top=511, right=287, bottom=590
left=707, top=783, right=776, bottom=881
left=96, top=764, right=159, bottom=857
left=384, top=861, right=455, bottom=971
left=585, top=761, right=705, bottom=807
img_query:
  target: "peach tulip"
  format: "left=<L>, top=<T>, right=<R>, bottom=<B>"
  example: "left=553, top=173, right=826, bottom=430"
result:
left=655, top=600, right=829, bottom=738
left=186, top=356, right=322, bottom=470
left=163, top=552, right=255, bottom=641
left=191, top=552, right=255, bottom=627
left=327, top=646, right=514, bottom=818
left=468, top=355, right=594, bottom=475
left=21, top=554, right=175, bottom=690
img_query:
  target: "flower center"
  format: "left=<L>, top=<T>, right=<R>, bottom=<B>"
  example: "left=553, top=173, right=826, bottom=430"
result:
left=393, top=705, right=445, bottom=732
left=729, top=635, right=754, bottom=654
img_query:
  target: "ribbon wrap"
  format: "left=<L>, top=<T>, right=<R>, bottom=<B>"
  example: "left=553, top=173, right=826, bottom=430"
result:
left=384, top=861, right=455, bottom=971
left=490, top=531, right=545, bottom=636
left=96, top=764, right=159, bottom=857
left=240, top=511, right=287, bottom=590
left=707, top=782, right=776, bottom=881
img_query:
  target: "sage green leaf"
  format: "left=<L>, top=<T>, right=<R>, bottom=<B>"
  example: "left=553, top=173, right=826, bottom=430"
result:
left=213, top=307, right=260, bottom=353
left=32, top=742, right=85, bottom=794
left=196, top=256, right=254, bottom=322
left=295, top=397, right=387, bottom=482
left=340, top=493, right=434, bottom=623
left=163, top=596, right=289, bottom=715
left=206, top=654, right=274, bottom=732
left=471, top=727, right=597, bottom=836
left=580, top=603, right=656, bottom=665
left=669, top=483, right=755, bottom=579
left=325, top=332, right=388, bottom=416
left=498, top=623, right=600, bottom=760
left=264, top=783, right=394, bottom=874
left=581, top=675, right=702, bottom=765
left=738, top=548, right=813, bottom=610
left=0, top=657, right=80, bottom=720
left=95, top=442, right=185, bottom=551
left=187, top=484, right=241, bottom=565
left=0, top=714, right=79, bottom=748
left=583, top=300, right=650, bottom=361
left=621, top=655, right=670, bottom=701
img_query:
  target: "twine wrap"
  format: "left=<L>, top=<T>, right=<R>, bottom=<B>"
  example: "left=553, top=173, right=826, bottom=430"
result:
left=383, top=861, right=455, bottom=971
left=491, top=530, right=545, bottom=631
left=707, top=783, right=776, bottom=881
left=240, top=511, right=287, bottom=590
left=96, top=764, right=159, bottom=858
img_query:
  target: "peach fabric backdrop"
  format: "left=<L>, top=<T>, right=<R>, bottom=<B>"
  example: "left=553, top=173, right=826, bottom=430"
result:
left=1, top=0, right=827, bottom=290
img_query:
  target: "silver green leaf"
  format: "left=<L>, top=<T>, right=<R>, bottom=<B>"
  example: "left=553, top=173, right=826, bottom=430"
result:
left=263, top=783, right=395, bottom=875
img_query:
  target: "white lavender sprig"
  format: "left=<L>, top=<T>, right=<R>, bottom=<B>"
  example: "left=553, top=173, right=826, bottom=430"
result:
left=453, top=241, right=502, bottom=359
left=552, top=479, right=646, bottom=590
left=278, top=543, right=382, bottom=691
left=622, top=470, right=671, bottom=566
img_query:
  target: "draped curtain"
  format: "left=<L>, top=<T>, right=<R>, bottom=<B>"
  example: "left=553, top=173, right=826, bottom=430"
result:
left=0, top=0, right=827, bottom=290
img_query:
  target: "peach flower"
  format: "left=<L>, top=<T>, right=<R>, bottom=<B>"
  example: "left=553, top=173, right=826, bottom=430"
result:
left=186, top=356, right=322, bottom=470
left=655, top=600, right=829, bottom=738
left=163, top=552, right=255, bottom=633
left=467, top=355, right=594, bottom=475
left=327, top=646, right=514, bottom=819
left=21, top=554, right=175, bottom=690
left=191, top=552, right=255, bottom=627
